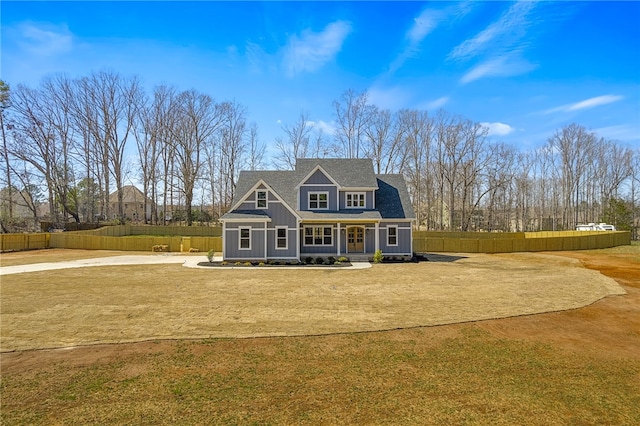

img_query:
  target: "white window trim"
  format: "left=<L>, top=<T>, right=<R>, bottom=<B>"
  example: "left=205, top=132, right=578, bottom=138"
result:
left=308, top=191, right=329, bottom=210
left=275, top=226, right=288, bottom=250
left=303, top=226, right=333, bottom=246
left=346, top=192, right=366, bottom=209
left=256, top=190, right=267, bottom=209
left=239, top=226, right=251, bottom=250
left=387, top=225, right=398, bottom=246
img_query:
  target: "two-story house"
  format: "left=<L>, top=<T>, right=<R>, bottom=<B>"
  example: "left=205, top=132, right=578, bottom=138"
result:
left=219, top=158, right=415, bottom=261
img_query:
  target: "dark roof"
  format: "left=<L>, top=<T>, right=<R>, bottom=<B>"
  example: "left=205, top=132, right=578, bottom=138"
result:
left=375, top=175, right=416, bottom=220
left=296, top=158, right=378, bottom=188
left=232, top=170, right=299, bottom=209
left=227, top=159, right=415, bottom=221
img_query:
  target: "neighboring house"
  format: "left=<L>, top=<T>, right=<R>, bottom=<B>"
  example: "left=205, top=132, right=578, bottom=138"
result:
left=108, top=185, right=153, bottom=222
left=219, top=158, right=415, bottom=261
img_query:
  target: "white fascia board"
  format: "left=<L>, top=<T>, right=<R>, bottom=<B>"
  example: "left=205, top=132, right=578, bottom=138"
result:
left=220, top=217, right=272, bottom=223
left=295, top=164, right=341, bottom=190
left=228, top=178, right=301, bottom=221
left=227, top=179, right=270, bottom=212
left=340, top=186, right=378, bottom=191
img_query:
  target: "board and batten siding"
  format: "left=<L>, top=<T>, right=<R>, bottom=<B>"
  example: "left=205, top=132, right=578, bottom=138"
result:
left=299, top=185, right=339, bottom=211
left=338, top=191, right=374, bottom=210
left=224, top=222, right=267, bottom=260
left=304, top=169, right=333, bottom=185
left=379, top=222, right=413, bottom=254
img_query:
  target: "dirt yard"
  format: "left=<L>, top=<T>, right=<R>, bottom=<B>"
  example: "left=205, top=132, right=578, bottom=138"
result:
left=1, top=246, right=638, bottom=425
left=0, top=250, right=626, bottom=351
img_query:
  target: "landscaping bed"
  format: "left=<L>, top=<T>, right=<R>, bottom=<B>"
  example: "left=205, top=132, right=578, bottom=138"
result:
left=198, top=255, right=352, bottom=267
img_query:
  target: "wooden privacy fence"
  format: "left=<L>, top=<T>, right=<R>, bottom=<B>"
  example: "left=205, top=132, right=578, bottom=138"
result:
left=0, top=233, right=50, bottom=252
left=77, top=224, right=222, bottom=237
left=412, top=230, right=631, bottom=253
left=47, top=234, right=222, bottom=253
left=1, top=229, right=630, bottom=254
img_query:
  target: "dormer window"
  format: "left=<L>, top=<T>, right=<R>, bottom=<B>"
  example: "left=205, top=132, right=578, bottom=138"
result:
left=346, top=192, right=365, bottom=208
left=256, top=190, right=267, bottom=209
left=308, top=192, right=328, bottom=210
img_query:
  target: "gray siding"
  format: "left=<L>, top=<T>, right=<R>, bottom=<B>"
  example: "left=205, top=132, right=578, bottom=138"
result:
left=224, top=223, right=267, bottom=260
left=299, top=186, right=338, bottom=211
left=338, top=190, right=374, bottom=209
left=379, top=222, right=413, bottom=254
left=266, top=227, right=298, bottom=258
left=304, top=169, right=333, bottom=185
left=266, top=202, right=298, bottom=228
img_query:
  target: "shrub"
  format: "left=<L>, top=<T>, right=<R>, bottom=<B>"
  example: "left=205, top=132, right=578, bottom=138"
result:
left=221, top=261, right=228, bottom=266
left=315, top=257, right=324, bottom=265
left=234, top=261, right=242, bottom=266
left=338, top=256, right=349, bottom=263
left=327, top=256, right=336, bottom=263
left=207, top=249, right=215, bottom=262
left=258, top=262, right=266, bottom=266
left=373, top=249, right=384, bottom=263
left=305, top=257, right=314, bottom=264
left=243, top=262, right=252, bottom=266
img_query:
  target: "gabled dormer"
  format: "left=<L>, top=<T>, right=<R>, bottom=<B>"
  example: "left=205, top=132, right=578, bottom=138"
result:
left=295, top=164, right=340, bottom=211
left=294, top=159, right=380, bottom=212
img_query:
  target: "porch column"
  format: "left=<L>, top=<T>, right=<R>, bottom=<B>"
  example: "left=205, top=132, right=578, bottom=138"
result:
left=264, top=223, right=268, bottom=261
left=296, top=219, right=301, bottom=259
left=375, top=222, right=379, bottom=252
left=337, top=222, right=341, bottom=256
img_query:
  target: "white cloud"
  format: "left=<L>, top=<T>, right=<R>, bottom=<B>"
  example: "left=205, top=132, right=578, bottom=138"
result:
left=460, top=55, right=536, bottom=84
left=592, top=124, right=639, bottom=142
left=282, top=21, right=352, bottom=77
left=17, top=22, right=73, bottom=56
left=449, top=1, right=537, bottom=62
left=367, top=85, right=412, bottom=111
left=542, top=95, right=624, bottom=114
left=481, top=122, right=515, bottom=136
left=306, top=120, right=335, bottom=135
left=245, top=41, right=269, bottom=73
left=425, top=96, right=449, bottom=110
left=567, top=95, right=624, bottom=111
left=407, top=9, right=441, bottom=45
left=388, top=3, right=473, bottom=75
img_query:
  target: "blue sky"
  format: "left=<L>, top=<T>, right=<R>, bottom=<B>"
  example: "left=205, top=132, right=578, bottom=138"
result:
left=2, top=0, right=639, bottom=160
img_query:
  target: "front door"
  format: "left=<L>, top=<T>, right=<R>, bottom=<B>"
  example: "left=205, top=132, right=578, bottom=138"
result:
left=347, top=227, right=364, bottom=253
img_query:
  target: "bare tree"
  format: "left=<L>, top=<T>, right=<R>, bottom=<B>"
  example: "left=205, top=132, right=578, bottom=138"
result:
left=333, top=89, right=372, bottom=158
left=546, top=123, right=597, bottom=229
left=0, top=80, right=12, bottom=223
left=169, top=90, right=222, bottom=226
left=135, top=85, right=175, bottom=224
left=8, top=79, right=79, bottom=223
left=400, top=109, right=432, bottom=228
left=74, top=71, right=143, bottom=221
left=273, top=112, right=313, bottom=170
left=363, top=107, right=407, bottom=174
left=246, top=122, right=265, bottom=171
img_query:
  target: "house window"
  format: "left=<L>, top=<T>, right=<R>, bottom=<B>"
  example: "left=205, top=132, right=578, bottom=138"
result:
left=239, top=227, right=251, bottom=250
left=256, top=190, right=267, bottom=209
left=387, top=226, right=398, bottom=246
left=308, top=192, right=329, bottom=210
left=304, top=226, right=333, bottom=246
left=276, top=227, right=288, bottom=250
left=346, top=192, right=365, bottom=208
